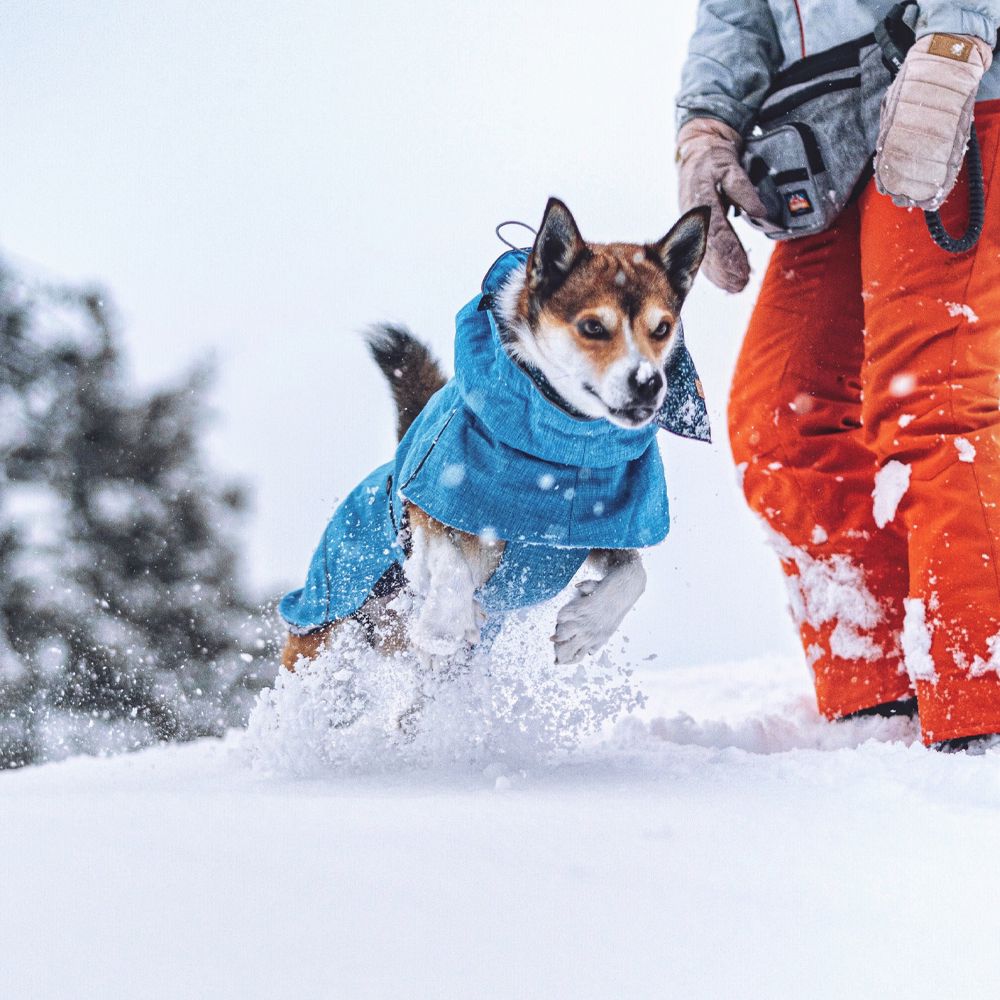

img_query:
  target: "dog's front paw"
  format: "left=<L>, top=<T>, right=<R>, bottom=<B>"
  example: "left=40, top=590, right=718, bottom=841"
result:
left=553, top=569, right=644, bottom=664
left=552, top=583, right=617, bottom=664
left=552, top=554, right=646, bottom=664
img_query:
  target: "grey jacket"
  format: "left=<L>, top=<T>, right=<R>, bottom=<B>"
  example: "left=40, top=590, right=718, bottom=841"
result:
left=676, top=0, right=1000, bottom=132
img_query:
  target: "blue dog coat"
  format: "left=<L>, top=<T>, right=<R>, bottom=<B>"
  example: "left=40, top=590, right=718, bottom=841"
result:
left=279, top=248, right=710, bottom=631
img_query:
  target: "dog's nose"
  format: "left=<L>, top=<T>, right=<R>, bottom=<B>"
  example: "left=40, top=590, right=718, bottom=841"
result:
left=628, top=367, right=663, bottom=403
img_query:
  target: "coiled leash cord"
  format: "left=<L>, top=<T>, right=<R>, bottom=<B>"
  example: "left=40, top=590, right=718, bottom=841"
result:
left=923, top=131, right=986, bottom=254
left=877, top=1, right=986, bottom=254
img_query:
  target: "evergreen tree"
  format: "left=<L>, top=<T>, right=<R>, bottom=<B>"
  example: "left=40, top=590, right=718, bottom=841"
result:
left=0, top=257, right=271, bottom=767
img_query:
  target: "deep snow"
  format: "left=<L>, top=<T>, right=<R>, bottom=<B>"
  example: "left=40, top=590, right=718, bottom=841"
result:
left=6, top=653, right=1000, bottom=1000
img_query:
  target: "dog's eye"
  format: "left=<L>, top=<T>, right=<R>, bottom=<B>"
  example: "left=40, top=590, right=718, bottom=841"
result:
left=578, top=318, right=610, bottom=340
left=650, top=320, right=673, bottom=341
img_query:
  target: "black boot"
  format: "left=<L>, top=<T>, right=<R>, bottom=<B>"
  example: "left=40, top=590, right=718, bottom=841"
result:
left=842, top=697, right=918, bottom=721
left=933, top=733, right=1000, bottom=754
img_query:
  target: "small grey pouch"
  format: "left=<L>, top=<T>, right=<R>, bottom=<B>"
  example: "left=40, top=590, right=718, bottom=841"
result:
left=740, top=12, right=914, bottom=240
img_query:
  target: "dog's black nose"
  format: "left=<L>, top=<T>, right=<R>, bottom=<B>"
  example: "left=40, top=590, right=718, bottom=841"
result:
left=628, top=368, right=663, bottom=402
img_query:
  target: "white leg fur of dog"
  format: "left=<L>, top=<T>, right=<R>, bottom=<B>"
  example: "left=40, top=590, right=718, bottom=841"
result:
left=553, top=549, right=646, bottom=664
left=402, top=513, right=498, bottom=669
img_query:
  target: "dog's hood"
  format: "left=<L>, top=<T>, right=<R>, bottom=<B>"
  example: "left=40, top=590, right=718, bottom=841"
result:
left=474, top=249, right=711, bottom=447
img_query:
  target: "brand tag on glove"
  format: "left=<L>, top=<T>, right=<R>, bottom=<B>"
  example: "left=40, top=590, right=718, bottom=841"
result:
left=928, top=34, right=975, bottom=62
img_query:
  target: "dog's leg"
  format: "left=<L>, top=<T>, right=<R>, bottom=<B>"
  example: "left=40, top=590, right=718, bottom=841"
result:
left=402, top=505, right=503, bottom=668
left=391, top=505, right=503, bottom=737
left=281, top=623, right=336, bottom=671
left=552, top=548, right=646, bottom=664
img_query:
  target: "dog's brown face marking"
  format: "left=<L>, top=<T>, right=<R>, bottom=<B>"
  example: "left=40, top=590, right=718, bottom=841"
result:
left=506, top=199, right=709, bottom=428
left=538, top=244, right=680, bottom=371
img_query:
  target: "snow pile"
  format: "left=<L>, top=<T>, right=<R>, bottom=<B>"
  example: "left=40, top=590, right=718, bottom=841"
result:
left=618, top=700, right=917, bottom=755
left=961, top=630, right=1000, bottom=678
left=872, top=460, right=911, bottom=528
left=902, top=598, right=935, bottom=683
left=245, top=609, right=643, bottom=776
left=764, top=525, right=883, bottom=661
left=955, top=437, right=977, bottom=463
left=945, top=301, right=980, bottom=324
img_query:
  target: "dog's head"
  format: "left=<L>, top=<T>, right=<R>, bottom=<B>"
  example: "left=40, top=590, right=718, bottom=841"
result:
left=499, top=198, right=709, bottom=429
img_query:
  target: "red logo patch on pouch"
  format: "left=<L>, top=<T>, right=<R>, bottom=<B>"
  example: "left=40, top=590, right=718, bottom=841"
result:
left=786, top=190, right=814, bottom=216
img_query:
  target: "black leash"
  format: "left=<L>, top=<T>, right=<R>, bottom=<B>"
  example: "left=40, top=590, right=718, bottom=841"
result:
left=876, top=1, right=986, bottom=254
left=923, top=135, right=986, bottom=253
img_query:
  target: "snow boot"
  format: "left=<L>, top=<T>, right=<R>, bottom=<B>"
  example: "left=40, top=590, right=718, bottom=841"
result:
left=933, top=733, right=1000, bottom=754
left=843, top=697, right=918, bottom=720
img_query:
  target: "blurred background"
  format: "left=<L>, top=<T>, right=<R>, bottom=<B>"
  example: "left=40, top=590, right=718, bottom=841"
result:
left=0, top=0, right=797, bottom=766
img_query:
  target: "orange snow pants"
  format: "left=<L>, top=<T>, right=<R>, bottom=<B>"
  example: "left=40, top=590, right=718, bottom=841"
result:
left=730, top=101, right=1000, bottom=744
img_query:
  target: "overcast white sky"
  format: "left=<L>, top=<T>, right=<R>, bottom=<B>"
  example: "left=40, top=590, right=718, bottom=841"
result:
left=0, top=0, right=797, bottom=666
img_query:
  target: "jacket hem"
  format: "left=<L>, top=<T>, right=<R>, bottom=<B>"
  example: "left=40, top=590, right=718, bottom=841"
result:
left=675, top=98, right=754, bottom=136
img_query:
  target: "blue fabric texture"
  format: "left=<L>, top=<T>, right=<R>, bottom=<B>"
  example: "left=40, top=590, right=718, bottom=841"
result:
left=279, top=249, right=709, bottom=631
left=280, top=463, right=401, bottom=632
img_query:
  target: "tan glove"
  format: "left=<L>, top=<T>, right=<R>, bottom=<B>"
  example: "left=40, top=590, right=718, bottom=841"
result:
left=875, top=33, right=993, bottom=210
left=676, top=118, right=767, bottom=294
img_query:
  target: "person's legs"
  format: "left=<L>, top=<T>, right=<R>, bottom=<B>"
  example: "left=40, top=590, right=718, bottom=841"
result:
left=859, top=101, right=1000, bottom=744
left=730, top=206, right=913, bottom=719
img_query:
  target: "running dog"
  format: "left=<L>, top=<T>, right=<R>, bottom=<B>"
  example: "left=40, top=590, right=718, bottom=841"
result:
left=279, top=198, right=709, bottom=674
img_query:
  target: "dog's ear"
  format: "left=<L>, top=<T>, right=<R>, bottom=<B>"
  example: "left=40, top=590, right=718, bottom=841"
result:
left=527, top=198, right=588, bottom=297
left=649, top=206, right=710, bottom=301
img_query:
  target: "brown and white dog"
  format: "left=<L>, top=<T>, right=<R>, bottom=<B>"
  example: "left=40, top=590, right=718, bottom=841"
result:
left=282, top=199, right=708, bottom=674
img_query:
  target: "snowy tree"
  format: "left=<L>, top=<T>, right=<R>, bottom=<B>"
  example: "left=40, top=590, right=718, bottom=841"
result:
left=0, top=257, right=272, bottom=767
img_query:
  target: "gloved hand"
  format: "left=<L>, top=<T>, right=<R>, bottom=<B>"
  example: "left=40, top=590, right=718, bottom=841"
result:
left=676, top=117, right=768, bottom=294
left=875, top=33, right=992, bottom=210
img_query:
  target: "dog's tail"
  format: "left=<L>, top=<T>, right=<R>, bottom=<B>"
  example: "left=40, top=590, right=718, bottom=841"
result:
left=365, top=324, right=448, bottom=442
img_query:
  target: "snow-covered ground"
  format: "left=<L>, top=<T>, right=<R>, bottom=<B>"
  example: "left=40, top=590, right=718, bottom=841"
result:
left=6, top=653, right=1000, bottom=1000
